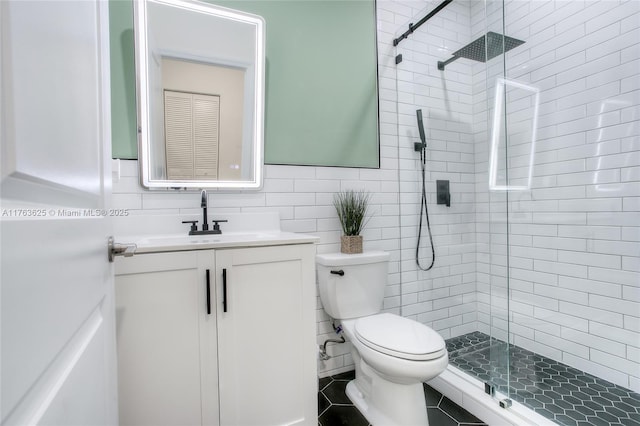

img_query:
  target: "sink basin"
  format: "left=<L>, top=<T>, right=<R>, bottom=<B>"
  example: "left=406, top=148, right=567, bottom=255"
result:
left=138, top=232, right=275, bottom=245
left=141, top=236, right=222, bottom=246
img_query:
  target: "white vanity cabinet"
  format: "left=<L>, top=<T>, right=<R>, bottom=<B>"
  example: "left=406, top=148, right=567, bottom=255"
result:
left=114, top=243, right=317, bottom=426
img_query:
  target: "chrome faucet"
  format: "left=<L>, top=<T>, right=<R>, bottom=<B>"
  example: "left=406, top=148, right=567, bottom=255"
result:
left=201, top=189, right=209, bottom=231
left=181, top=190, right=227, bottom=235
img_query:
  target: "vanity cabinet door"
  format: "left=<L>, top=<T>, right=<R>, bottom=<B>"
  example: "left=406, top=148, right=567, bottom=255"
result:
left=215, top=244, right=317, bottom=426
left=114, top=250, right=219, bottom=426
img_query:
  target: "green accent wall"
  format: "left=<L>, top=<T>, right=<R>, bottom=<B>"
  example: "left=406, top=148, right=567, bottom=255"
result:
left=109, top=0, right=137, bottom=159
left=110, top=0, right=379, bottom=168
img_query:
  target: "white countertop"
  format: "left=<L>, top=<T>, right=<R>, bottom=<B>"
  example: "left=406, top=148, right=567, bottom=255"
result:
left=123, top=231, right=319, bottom=254
left=113, top=212, right=319, bottom=254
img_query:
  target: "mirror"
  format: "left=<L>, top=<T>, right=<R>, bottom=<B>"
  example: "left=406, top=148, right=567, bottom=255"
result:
left=134, top=0, right=265, bottom=189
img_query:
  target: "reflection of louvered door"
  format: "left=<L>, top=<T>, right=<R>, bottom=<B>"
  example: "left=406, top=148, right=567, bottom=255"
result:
left=164, top=90, right=220, bottom=180
left=193, top=95, right=219, bottom=179
left=164, top=92, right=193, bottom=179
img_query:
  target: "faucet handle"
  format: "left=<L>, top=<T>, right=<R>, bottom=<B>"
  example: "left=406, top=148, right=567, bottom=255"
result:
left=182, top=220, right=198, bottom=234
left=210, top=219, right=228, bottom=234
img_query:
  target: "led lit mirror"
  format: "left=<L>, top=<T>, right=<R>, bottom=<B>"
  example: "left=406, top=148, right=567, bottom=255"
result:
left=134, top=0, right=265, bottom=189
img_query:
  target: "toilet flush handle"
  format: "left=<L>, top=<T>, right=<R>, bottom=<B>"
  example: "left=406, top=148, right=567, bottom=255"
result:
left=330, top=270, right=344, bottom=276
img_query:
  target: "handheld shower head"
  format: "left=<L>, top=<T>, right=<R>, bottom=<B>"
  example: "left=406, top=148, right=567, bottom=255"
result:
left=414, top=109, right=435, bottom=271
left=415, top=109, right=426, bottom=152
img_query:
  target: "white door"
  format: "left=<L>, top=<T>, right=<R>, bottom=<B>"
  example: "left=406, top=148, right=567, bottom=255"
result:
left=1, top=1, right=117, bottom=425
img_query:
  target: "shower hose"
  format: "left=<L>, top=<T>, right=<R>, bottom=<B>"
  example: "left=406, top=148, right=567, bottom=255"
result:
left=416, top=146, right=436, bottom=271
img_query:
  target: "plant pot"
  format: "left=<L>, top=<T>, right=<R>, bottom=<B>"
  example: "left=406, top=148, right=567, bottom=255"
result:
left=341, top=235, right=363, bottom=254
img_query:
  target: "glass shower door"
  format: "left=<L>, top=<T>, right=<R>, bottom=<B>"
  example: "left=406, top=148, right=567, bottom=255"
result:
left=484, top=0, right=526, bottom=408
left=484, top=0, right=542, bottom=409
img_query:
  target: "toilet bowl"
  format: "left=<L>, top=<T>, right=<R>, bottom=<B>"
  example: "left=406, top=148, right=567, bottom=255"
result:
left=344, top=313, right=448, bottom=383
left=316, top=252, right=448, bottom=425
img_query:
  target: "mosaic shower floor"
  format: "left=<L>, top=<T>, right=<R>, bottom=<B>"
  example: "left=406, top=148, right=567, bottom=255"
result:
left=446, top=332, right=640, bottom=426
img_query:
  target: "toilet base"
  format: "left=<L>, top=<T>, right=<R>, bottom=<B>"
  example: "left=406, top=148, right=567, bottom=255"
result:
left=345, top=361, right=430, bottom=426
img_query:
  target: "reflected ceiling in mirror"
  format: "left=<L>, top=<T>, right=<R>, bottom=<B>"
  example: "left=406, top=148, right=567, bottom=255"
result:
left=135, top=0, right=265, bottom=189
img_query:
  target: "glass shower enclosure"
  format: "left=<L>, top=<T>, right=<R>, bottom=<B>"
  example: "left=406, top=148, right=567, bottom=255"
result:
left=393, top=0, right=639, bottom=424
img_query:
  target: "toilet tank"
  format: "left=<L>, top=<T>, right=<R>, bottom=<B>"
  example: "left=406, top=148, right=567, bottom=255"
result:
left=316, top=251, right=390, bottom=320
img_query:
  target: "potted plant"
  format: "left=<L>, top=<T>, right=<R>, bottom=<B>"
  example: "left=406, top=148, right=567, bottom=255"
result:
left=333, top=190, right=371, bottom=254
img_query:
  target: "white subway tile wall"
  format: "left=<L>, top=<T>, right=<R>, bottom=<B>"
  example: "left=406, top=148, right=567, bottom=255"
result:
left=112, top=0, right=640, bottom=387
left=390, top=0, right=479, bottom=347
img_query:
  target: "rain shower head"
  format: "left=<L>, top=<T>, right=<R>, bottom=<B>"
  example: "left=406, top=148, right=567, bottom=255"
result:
left=438, top=31, right=525, bottom=70
left=455, top=31, right=525, bottom=62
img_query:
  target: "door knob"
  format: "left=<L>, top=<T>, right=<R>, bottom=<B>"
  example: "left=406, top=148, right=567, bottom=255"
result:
left=108, top=236, right=137, bottom=262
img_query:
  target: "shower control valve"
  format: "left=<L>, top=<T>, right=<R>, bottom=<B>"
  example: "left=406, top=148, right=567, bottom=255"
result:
left=436, top=180, right=451, bottom=207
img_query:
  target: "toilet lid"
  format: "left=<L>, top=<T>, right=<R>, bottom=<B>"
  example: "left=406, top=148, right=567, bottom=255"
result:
left=354, top=313, right=446, bottom=361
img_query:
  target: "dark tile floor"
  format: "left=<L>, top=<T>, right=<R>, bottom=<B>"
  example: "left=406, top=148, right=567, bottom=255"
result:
left=318, top=370, right=487, bottom=426
left=447, top=332, right=640, bottom=426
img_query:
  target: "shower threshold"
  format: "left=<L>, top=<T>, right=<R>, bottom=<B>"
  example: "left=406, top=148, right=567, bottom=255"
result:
left=434, top=332, right=640, bottom=426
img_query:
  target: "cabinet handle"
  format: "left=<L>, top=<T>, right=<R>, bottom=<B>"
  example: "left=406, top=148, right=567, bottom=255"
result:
left=222, top=268, right=227, bottom=313
left=206, top=269, right=211, bottom=315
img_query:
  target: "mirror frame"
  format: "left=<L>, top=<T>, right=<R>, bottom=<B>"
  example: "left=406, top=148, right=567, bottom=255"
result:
left=134, top=0, right=265, bottom=190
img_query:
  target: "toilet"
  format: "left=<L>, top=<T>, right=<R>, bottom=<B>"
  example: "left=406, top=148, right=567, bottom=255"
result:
left=316, top=251, right=448, bottom=426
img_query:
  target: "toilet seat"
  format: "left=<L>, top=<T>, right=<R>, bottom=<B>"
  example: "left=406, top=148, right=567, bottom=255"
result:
left=354, top=313, right=446, bottom=361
